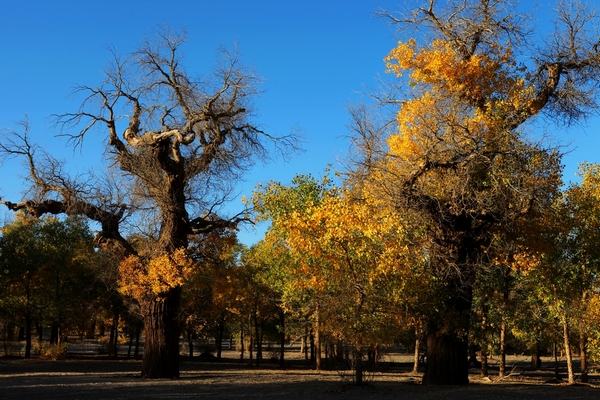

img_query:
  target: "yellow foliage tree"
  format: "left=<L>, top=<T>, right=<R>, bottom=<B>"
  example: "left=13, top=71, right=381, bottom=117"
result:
left=254, top=173, right=430, bottom=381
left=349, top=0, right=600, bottom=385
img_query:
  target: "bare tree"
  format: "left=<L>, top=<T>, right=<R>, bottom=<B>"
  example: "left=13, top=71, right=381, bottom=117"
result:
left=0, top=28, right=295, bottom=378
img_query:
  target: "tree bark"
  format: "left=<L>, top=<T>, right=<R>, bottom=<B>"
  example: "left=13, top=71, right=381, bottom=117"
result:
left=354, top=346, right=364, bottom=385
left=562, top=316, right=574, bottom=384
left=480, top=302, right=488, bottom=377
left=314, top=301, right=322, bottom=371
left=422, top=283, right=471, bottom=385
left=531, top=338, right=542, bottom=370
left=253, top=312, right=262, bottom=366
left=216, top=318, right=225, bottom=360
left=239, top=326, right=244, bottom=360
left=134, top=321, right=141, bottom=359
left=580, top=324, right=588, bottom=383
left=128, top=327, right=134, bottom=358
left=109, top=311, right=119, bottom=358
left=141, top=287, right=181, bottom=379
left=278, top=309, right=285, bottom=368
left=302, top=325, right=309, bottom=362
left=499, top=321, right=506, bottom=376
left=554, top=341, right=560, bottom=379
left=187, top=329, right=194, bottom=358
left=423, top=324, right=470, bottom=385
left=412, top=323, right=421, bottom=374
left=24, top=313, right=32, bottom=358
left=580, top=291, right=588, bottom=383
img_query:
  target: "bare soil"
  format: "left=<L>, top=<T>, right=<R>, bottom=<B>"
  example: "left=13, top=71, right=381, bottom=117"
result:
left=1, top=352, right=599, bottom=400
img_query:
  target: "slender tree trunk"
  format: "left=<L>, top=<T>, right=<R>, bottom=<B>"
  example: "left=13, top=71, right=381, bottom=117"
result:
left=309, top=331, right=315, bottom=363
left=562, top=316, right=574, bottom=384
left=354, top=345, right=363, bottom=385
left=110, top=311, right=119, bottom=358
left=216, top=318, right=225, bottom=360
left=37, top=323, right=43, bottom=348
left=187, top=329, right=194, bottom=358
left=128, top=327, right=134, bottom=358
left=412, top=323, right=421, bottom=374
left=253, top=312, right=262, bottom=365
left=580, top=291, right=588, bottom=383
left=480, top=302, right=488, bottom=377
left=314, top=301, right=322, bottom=371
left=141, top=287, right=181, bottom=379
left=580, top=325, right=588, bottom=383
left=531, top=337, right=542, bottom=370
left=24, top=313, right=32, bottom=359
left=499, top=321, right=506, bottom=376
left=278, top=309, right=285, bottom=368
left=554, top=341, right=560, bottom=379
left=499, top=270, right=510, bottom=377
left=248, top=313, right=253, bottom=365
left=239, top=326, right=244, bottom=361
left=303, top=325, right=309, bottom=362
left=134, top=321, right=141, bottom=359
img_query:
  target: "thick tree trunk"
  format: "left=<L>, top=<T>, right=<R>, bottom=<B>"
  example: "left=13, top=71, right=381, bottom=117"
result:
left=87, top=320, right=96, bottom=340
left=422, top=283, right=471, bottom=385
left=50, top=322, right=59, bottom=345
left=423, top=324, right=470, bottom=385
left=141, top=287, right=181, bottom=379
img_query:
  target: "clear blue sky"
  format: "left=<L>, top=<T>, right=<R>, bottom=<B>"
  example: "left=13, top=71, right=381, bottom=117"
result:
left=1, top=1, right=599, bottom=245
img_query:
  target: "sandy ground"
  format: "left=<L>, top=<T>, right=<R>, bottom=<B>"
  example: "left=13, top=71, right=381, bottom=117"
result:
left=1, top=352, right=599, bottom=400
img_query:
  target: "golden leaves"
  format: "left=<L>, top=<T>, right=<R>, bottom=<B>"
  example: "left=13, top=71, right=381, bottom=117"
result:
left=118, top=248, right=194, bottom=300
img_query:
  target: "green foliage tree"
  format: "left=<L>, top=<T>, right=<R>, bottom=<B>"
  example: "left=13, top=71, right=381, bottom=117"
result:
left=0, top=213, right=97, bottom=357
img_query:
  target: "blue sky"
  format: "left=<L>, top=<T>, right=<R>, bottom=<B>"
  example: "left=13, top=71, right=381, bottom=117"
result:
left=1, top=1, right=599, bottom=245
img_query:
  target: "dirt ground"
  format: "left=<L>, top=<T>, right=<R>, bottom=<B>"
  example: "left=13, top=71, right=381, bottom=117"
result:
left=1, top=352, right=599, bottom=400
